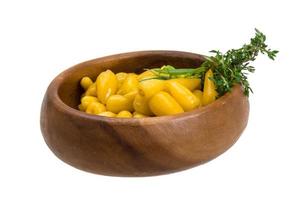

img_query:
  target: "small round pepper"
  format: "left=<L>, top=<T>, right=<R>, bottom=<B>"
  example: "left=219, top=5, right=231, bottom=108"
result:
left=81, top=96, right=99, bottom=111
left=80, top=76, right=93, bottom=90
left=133, top=112, right=147, bottom=118
left=86, top=102, right=106, bottom=114
left=97, top=111, right=116, bottom=117
left=116, top=110, right=133, bottom=118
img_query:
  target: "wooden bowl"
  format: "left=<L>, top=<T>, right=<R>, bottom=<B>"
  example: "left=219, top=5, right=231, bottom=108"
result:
left=40, top=51, right=249, bottom=177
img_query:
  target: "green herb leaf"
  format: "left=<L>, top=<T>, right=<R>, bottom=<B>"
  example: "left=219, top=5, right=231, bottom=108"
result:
left=203, top=28, right=278, bottom=96
left=148, top=28, right=278, bottom=96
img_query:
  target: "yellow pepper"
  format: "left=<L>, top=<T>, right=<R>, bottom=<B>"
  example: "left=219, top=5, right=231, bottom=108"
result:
left=123, top=90, right=138, bottom=111
left=81, top=96, right=99, bottom=111
left=78, top=104, right=84, bottom=111
left=116, top=72, right=128, bottom=89
left=148, top=91, right=184, bottom=116
left=80, top=76, right=93, bottom=90
left=97, top=111, right=116, bottom=117
left=171, top=78, right=201, bottom=91
left=86, top=102, right=106, bottom=114
left=128, top=73, right=138, bottom=78
left=96, top=70, right=118, bottom=104
left=106, top=95, right=133, bottom=113
left=117, top=74, right=139, bottom=95
left=79, top=68, right=220, bottom=117
left=85, top=83, right=97, bottom=97
left=202, top=69, right=218, bottom=106
left=138, top=79, right=166, bottom=99
left=166, top=80, right=200, bottom=111
left=133, top=112, right=147, bottom=118
left=124, top=90, right=138, bottom=102
left=193, top=90, right=203, bottom=107
left=116, top=110, right=133, bottom=118
left=137, top=70, right=157, bottom=81
left=133, top=94, right=153, bottom=116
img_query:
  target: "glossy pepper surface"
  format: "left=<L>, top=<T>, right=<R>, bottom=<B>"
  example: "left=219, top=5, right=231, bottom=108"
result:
left=138, top=79, right=165, bottom=99
left=149, top=91, right=184, bottom=116
left=137, top=70, right=157, bottom=81
left=202, top=69, right=218, bottom=106
left=116, top=110, right=133, bottom=118
left=166, top=80, right=200, bottom=111
left=96, top=70, right=118, bottom=104
left=171, top=78, right=201, bottom=91
left=117, top=74, right=139, bottom=95
left=106, top=95, right=133, bottom=113
left=116, top=72, right=128, bottom=89
left=97, top=111, right=116, bottom=117
left=85, top=83, right=97, bottom=97
left=133, top=94, right=153, bottom=116
left=80, top=76, right=93, bottom=90
left=86, top=102, right=106, bottom=114
left=81, top=96, right=99, bottom=111
left=193, top=90, right=203, bottom=107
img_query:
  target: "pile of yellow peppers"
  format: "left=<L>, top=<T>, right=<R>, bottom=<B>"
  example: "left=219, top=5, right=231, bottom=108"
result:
left=78, top=69, right=218, bottom=118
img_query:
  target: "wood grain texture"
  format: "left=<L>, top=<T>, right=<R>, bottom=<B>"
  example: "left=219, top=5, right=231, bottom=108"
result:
left=40, top=51, right=249, bottom=176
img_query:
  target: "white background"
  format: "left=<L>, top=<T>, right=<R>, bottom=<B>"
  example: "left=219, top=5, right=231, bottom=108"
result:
left=1, top=0, right=299, bottom=199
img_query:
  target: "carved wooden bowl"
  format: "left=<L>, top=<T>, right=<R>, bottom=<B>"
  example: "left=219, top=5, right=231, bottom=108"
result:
left=40, top=51, right=249, bottom=176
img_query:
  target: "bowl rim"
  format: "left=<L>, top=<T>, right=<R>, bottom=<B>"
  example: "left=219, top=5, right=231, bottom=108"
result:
left=47, top=50, right=244, bottom=126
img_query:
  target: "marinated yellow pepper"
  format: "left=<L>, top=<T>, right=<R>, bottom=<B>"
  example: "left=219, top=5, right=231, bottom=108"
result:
left=86, top=102, right=106, bottom=114
left=193, top=90, right=203, bottom=107
left=137, top=70, right=157, bottom=81
left=138, top=79, right=165, bottom=99
left=78, top=67, right=219, bottom=118
left=123, top=90, right=138, bottom=111
left=202, top=69, right=218, bottom=106
left=133, top=94, right=153, bottom=116
left=133, top=112, right=147, bottom=118
left=116, top=72, right=128, bottom=89
left=96, top=70, right=118, bottom=104
left=116, top=110, right=133, bottom=118
left=149, top=91, right=184, bottom=116
left=80, top=76, right=93, bottom=90
left=81, top=96, right=99, bottom=111
left=106, top=95, right=133, bottom=113
left=166, top=81, right=200, bottom=111
left=117, top=74, right=139, bottom=95
left=98, top=111, right=116, bottom=117
left=78, top=104, right=84, bottom=111
left=171, top=78, right=201, bottom=91
left=128, top=73, right=138, bottom=78
left=85, top=83, right=97, bottom=97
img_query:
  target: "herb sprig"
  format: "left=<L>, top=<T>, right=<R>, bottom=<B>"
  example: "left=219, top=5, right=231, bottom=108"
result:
left=149, top=29, right=278, bottom=96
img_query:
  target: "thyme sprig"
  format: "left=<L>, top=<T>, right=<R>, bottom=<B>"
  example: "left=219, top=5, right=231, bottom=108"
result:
left=149, top=29, right=278, bottom=96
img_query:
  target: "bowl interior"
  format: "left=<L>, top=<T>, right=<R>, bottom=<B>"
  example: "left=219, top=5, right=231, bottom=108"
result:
left=56, top=51, right=205, bottom=110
